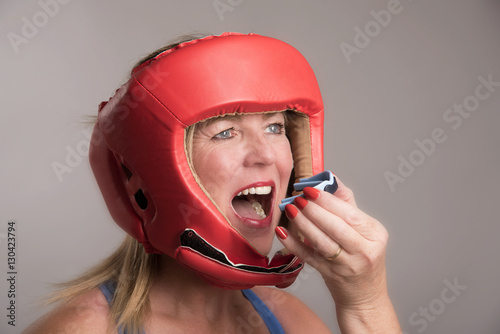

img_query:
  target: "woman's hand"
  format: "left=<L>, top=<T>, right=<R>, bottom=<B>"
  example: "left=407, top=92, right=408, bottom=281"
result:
left=276, top=176, right=401, bottom=333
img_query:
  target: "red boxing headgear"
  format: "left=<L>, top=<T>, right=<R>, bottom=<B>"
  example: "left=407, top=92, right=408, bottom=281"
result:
left=89, top=32, right=324, bottom=289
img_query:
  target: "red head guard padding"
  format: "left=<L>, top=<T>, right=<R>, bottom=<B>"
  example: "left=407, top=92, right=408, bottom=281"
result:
left=89, top=32, right=324, bottom=289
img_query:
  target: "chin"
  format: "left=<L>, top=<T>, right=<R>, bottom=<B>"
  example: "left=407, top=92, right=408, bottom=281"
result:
left=247, top=234, right=276, bottom=256
left=227, top=210, right=281, bottom=256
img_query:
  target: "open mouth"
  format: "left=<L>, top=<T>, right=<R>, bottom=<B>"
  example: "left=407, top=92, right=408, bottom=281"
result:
left=231, top=184, right=274, bottom=222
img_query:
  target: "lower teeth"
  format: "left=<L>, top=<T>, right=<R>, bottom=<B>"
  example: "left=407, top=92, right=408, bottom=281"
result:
left=251, top=202, right=266, bottom=219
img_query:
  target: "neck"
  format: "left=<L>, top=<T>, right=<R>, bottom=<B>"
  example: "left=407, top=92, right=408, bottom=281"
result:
left=149, top=255, right=247, bottom=321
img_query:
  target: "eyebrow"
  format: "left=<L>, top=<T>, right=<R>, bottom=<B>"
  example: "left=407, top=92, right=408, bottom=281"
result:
left=262, top=112, right=282, bottom=120
left=197, top=112, right=283, bottom=128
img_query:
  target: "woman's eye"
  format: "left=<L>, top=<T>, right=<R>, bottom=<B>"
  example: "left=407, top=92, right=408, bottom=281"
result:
left=213, top=128, right=233, bottom=139
left=265, top=123, right=284, bottom=134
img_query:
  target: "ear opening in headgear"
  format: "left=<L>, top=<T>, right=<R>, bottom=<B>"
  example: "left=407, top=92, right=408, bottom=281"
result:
left=121, top=162, right=133, bottom=181
left=134, top=189, right=149, bottom=210
left=118, top=161, right=150, bottom=211
left=114, top=154, right=157, bottom=231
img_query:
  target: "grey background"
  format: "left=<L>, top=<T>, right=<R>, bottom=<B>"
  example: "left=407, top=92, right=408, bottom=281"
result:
left=1, top=1, right=499, bottom=333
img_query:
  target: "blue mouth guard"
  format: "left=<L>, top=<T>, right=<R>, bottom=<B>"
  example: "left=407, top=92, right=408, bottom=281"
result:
left=279, top=170, right=338, bottom=212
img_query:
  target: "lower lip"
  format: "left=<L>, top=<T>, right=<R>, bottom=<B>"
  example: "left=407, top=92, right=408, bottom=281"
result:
left=232, top=200, right=275, bottom=229
left=236, top=213, right=273, bottom=229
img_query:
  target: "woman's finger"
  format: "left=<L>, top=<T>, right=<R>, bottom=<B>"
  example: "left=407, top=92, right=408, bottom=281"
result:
left=284, top=204, right=345, bottom=259
left=302, top=187, right=383, bottom=242
left=274, top=226, right=343, bottom=270
left=287, top=199, right=365, bottom=254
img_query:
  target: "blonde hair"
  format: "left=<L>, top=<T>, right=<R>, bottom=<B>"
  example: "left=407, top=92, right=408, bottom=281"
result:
left=49, top=237, right=159, bottom=333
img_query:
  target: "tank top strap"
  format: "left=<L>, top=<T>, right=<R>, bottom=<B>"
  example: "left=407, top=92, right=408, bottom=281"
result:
left=99, top=283, right=284, bottom=333
left=241, top=289, right=285, bottom=334
left=99, top=280, right=116, bottom=306
left=98, top=281, right=145, bottom=334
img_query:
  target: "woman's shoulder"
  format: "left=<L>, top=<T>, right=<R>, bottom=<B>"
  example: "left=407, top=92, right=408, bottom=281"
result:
left=251, top=286, right=332, bottom=333
left=22, top=287, right=113, bottom=334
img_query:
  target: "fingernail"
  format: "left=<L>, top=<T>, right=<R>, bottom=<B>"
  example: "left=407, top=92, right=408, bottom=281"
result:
left=275, top=226, right=288, bottom=240
left=285, top=204, right=298, bottom=219
left=294, top=196, right=308, bottom=210
left=303, top=187, right=320, bottom=200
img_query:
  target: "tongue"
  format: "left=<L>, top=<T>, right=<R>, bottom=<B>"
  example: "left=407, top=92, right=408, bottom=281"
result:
left=232, top=198, right=262, bottom=220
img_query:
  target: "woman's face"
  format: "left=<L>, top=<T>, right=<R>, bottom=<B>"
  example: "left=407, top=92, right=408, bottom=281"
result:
left=192, top=112, right=293, bottom=255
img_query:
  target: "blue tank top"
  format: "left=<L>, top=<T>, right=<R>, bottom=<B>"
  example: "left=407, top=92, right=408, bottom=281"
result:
left=99, top=281, right=285, bottom=334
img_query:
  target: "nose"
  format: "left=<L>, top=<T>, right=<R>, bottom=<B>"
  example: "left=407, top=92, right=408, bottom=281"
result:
left=242, top=132, right=277, bottom=167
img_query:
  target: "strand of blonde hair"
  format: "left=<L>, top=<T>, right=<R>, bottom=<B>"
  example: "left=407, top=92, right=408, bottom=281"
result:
left=47, top=236, right=160, bottom=334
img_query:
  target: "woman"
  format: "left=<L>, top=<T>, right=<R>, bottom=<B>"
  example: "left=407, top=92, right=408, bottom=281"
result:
left=24, top=32, right=401, bottom=333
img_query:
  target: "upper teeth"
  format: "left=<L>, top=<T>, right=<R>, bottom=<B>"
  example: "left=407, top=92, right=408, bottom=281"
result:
left=237, top=186, right=272, bottom=196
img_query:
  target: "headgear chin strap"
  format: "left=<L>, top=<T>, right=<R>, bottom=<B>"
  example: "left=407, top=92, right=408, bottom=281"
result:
left=89, top=32, right=324, bottom=289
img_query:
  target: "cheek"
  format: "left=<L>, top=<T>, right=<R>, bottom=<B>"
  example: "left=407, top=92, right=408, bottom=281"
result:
left=276, top=141, right=294, bottom=174
left=275, top=141, right=294, bottom=197
left=193, top=146, right=240, bottom=198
